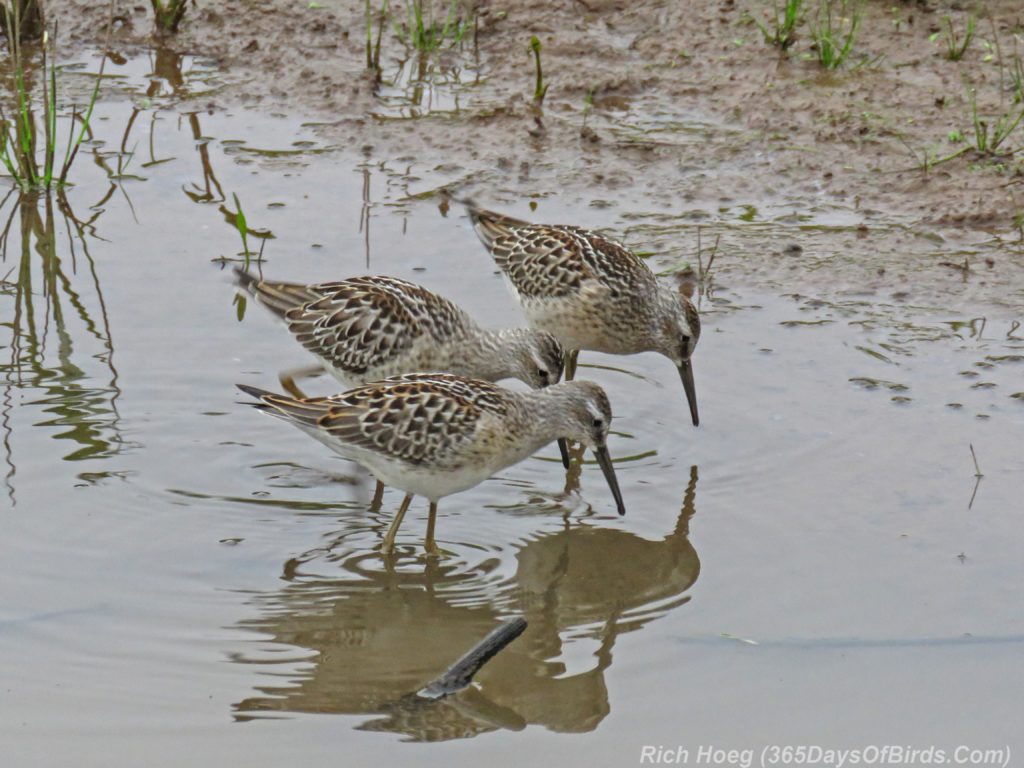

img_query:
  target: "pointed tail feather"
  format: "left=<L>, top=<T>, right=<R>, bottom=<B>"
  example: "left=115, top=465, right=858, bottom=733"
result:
left=236, top=383, right=328, bottom=428
left=233, top=267, right=321, bottom=321
left=463, top=201, right=532, bottom=251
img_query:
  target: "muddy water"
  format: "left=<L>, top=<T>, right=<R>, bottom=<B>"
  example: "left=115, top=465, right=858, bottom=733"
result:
left=1, top=50, right=1022, bottom=767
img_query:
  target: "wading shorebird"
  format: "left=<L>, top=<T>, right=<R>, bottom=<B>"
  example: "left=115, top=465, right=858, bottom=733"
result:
left=234, top=269, right=572, bottom=473
left=237, top=374, right=626, bottom=555
left=464, top=203, right=702, bottom=426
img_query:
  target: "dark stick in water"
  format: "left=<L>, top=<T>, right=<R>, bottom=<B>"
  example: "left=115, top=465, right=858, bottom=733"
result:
left=414, top=618, right=528, bottom=701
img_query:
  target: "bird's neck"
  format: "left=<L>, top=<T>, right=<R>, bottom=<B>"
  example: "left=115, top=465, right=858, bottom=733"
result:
left=455, top=328, right=515, bottom=382
left=518, top=383, right=588, bottom=444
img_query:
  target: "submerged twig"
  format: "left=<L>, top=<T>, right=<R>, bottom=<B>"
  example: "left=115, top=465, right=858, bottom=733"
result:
left=969, top=443, right=983, bottom=477
left=414, top=618, right=527, bottom=700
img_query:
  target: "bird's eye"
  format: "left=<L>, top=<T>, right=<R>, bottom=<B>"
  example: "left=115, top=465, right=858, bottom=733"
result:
left=592, top=418, right=603, bottom=428
left=538, top=369, right=548, bottom=379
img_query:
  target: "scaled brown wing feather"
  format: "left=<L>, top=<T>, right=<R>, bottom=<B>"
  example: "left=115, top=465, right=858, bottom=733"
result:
left=490, top=225, right=655, bottom=300
left=562, top=226, right=658, bottom=299
left=282, top=277, right=468, bottom=375
left=284, top=283, right=419, bottom=374
left=467, top=205, right=656, bottom=300
left=316, top=376, right=507, bottom=464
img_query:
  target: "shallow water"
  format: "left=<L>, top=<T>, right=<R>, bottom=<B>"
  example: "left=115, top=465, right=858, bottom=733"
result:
left=1, top=50, right=1023, bottom=766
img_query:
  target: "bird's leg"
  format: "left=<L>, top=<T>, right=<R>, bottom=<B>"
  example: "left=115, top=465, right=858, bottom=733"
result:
left=564, top=349, right=579, bottom=381
left=562, top=439, right=587, bottom=497
left=278, top=365, right=325, bottom=400
left=425, top=501, right=440, bottom=556
left=382, top=493, right=413, bottom=555
left=369, top=480, right=386, bottom=512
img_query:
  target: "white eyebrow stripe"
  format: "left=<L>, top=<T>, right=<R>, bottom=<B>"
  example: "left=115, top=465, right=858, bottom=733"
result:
left=586, top=402, right=604, bottom=421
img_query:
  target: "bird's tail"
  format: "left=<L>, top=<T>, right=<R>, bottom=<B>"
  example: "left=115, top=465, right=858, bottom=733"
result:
left=232, top=267, right=322, bottom=321
left=236, top=383, right=328, bottom=428
left=460, top=199, right=532, bottom=251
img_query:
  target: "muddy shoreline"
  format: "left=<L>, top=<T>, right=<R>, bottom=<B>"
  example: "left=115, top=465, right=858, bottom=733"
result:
left=45, top=0, right=1024, bottom=240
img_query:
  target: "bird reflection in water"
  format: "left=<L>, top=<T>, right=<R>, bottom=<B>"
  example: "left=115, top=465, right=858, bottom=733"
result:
left=231, top=466, right=700, bottom=740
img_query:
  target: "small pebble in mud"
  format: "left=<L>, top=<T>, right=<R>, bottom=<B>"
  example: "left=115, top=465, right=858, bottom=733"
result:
left=891, top=396, right=912, bottom=404
left=1009, top=392, right=1024, bottom=401
left=243, top=39, right=259, bottom=53
left=219, top=538, right=243, bottom=546
left=959, top=370, right=979, bottom=378
left=975, top=414, right=990, bottom=420
left=971, top=382, right=997, bottom=389
left=946, top=403, right=964, bottom=409
left=783, top=244, right=802, bottom=256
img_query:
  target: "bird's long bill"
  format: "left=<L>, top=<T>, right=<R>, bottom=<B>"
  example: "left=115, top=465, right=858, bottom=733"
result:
left=593, top=445, right=626, bottom=516
left=678, top=360, right=699, bottom=427
left=557, top=438, right=571, bottom=469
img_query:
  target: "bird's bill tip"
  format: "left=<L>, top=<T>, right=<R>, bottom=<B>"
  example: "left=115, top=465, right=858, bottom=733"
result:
left=594, top=444, right=626, bottom=516
left=678, top=360, right=699, bottom=427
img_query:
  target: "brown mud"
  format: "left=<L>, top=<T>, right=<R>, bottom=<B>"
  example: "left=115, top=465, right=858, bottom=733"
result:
left=50, top=0, right=1024, bottom=236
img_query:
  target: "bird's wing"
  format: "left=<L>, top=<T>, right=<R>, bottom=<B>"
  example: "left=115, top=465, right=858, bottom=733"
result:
left=240, top=375, right=508, bottom=465
left=283, top=277, right=471, bottom=375
left=466, top=205, right=655, bottom=300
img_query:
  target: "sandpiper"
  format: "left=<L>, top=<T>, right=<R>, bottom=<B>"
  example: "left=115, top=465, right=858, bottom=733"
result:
left=464, top=204, right=702, bottom=426
left=237, top=373, right=626, bottom=555
left=235, top=269, right=571, bottom=469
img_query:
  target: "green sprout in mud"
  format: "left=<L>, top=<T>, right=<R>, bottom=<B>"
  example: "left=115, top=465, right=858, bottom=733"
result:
left=529, top=35, right=548, bottom=107
left=366, top=0, right=389, bottom=71
left=748, top=0, right=804, bottom=51
left=967, top=86, right=1024, bottom=155
left=219, top=193, right=271, bottom=268
left=150, top=0, right=189, bottom=34
left=232, top=192, right=252, bottom=264
left=581, top=87, right=595, bottom=130
left=941, top=14, right=975, bottom=61
left=898, top=136, right=968, bottom=174
left=0, top=7, right=104, bottom=191
left=810, top=0, right=864, bottom=70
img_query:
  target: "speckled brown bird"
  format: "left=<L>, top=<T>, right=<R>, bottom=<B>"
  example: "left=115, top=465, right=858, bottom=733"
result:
left=464, top=204, right=702, bottom=426
left=237, top=374, right=626, bottom=555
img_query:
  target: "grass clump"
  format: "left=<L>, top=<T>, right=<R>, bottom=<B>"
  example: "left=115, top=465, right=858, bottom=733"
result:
left=941, top=14, right=975, bottom=61
left=967, top=86, right=1024, bottom=155
left=397, top=0, right=469, bottom=53
left=810, top=0, right=863, bottom=70
left=0, top=6, right=104, bottom=191
left=0, top=0, right=42, bottom=40
left=150, top=0, right=189, bottom=34
left=1010, top=55, right=1024, bottom=104
left=749, top=0, right=804, bottom=51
